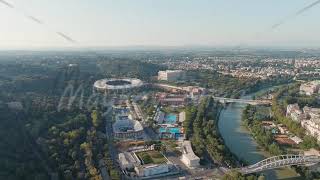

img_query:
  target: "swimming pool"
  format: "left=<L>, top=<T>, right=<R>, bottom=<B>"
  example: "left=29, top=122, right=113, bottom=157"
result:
left=164, top=113, right=177, bottom=124
left=159, top=127, right=181, bottom=134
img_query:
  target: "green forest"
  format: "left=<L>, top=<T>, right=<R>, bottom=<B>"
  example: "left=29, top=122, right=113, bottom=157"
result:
left=0, top=58, right=163, bottom=180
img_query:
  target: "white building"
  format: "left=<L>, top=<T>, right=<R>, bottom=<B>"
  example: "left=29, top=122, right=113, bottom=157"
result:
left=7, top=101, right=23, bottom=110
left=113, top=116, right=144, bottom=139
left=134, top=164, right=169, bottom=177
left=179, top=111, right=186, bottom=123
left=112, top=106, right=144, bottom=139
left=181, top=141, right=200, bottom=168
left=119, top=146, right=172, bottom=178
left=301, top=107, right=320, bottom=141
left=304, top=106, right=320, bottom=120
left=277, top=124, right=290, bottom=134
left=303, top=119, right=320, bottom=142
left=132, top=102, right=143, bottom=121
left=300, top=81, right=320, bottom=96
left=118, top=152, right=139, bottom=169
left=286, top=103, right=303, bottom=122
left=289, top=136, right=303, bottom=144
left=68, top=63, right=78, bottom=67
left=304, top=148, right=320, bottom=156
left=158, top=70, right=185, bottom=81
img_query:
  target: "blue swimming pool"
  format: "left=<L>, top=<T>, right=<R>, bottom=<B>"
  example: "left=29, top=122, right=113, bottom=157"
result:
left=159, top=127, right=166, bottom=133
left=159, top=127, right=180, bottom=134
left=169, top=127, right=180, bottom=134
left=164, top=113, right=177, bottom=124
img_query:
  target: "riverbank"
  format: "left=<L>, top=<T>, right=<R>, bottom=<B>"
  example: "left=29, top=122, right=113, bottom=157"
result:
left=183, top=97, right=241, bottom=168
left=242, top=105, right=283, bottom=155
left=214, top=105, right=248, bottom=167
left=217, top=88, right=301, bottom=179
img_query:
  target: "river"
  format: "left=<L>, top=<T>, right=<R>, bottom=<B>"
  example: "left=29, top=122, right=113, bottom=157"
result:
left=218, top=90, right=301, bottom=180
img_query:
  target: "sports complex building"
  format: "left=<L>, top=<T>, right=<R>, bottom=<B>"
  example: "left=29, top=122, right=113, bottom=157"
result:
left=118, top=146, right=174, bottom=178
left=94, top=78, right=144, bottom=93
left=112, top=106, right=144, bottom=139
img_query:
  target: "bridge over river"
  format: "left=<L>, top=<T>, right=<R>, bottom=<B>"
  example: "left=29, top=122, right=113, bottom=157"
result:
left=237, top=154, right=320, bottom=175
left=153, top=83, right=272, bottom=105
left=212, top=96, right=272, bottom=105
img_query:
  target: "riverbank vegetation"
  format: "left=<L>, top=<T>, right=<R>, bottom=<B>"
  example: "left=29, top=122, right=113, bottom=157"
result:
left=242, top=105, right=284, bottom=156
left=183, top=97, right=237, bottom=166
left=222, top=170, right=264, bottom=180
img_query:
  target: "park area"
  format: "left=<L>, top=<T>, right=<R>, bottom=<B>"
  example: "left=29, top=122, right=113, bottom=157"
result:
left=136, top=150, right=167, bottom=165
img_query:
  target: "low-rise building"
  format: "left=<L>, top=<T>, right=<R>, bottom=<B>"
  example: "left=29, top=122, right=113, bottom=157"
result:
left=156, top=93, right=187, bottom=106
left=7, top=101, right=23, bottom=110
left=304, top=148, right=320, bottom=156
left=112, top=106, right=144, bottom=139
left=300, top=81, right=320, bottom=96
left=118, top=147, right=172, bottom=178
left=277, top=124, right=290, bottom=134
left=289, top=136, right=303, bottom=144
left=261, top=121, right=278, bottom=134
left=261, top=121, right=276, bottom=128
left=160, top=98, right=187, bottom=106
left=158, top=70, right=185, bottom=81
left=179, top=111, right=186, bottom=123
left=301, top=107, right=320, bottom=141
left=181, top=141, right=200, bottom=168
left=275, top=135, right=296, bottom=146
left=113, top=116, right=144, bottom=139
left=301, top=119, right=320, bottom=141
left=132, top=102, right=143, bottom=121
left=118, top=152, right=139, bottom=169
left=286, top=103, right=303, bottom=122
left=134, top=164, right=169, bottom=177
left=304, top=106, right=320, bottom=120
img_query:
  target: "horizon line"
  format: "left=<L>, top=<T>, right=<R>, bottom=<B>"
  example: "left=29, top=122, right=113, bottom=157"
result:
left=1, top=44, right=320, bottom=50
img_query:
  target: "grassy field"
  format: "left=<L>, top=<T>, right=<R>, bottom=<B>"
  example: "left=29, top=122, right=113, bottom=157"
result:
left=136, top=150, right=167, bottom=164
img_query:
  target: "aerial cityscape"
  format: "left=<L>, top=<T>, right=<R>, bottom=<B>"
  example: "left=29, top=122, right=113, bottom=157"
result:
left=1, top=1, right=320, bottom=180
left=0, top=49, right=320, bottom=180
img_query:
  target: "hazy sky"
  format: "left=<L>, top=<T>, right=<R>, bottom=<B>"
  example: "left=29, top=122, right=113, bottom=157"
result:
left=1, top=0, right=320, bottom=49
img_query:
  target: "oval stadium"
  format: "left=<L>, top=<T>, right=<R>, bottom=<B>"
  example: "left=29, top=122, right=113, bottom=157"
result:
left=93, top=78, right=144, bottom=93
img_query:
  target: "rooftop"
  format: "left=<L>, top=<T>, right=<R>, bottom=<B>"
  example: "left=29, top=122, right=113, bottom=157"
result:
left=135, top=150, right=167, bottom=165
left=182, top=141, right=200, bottom=161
